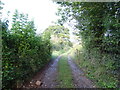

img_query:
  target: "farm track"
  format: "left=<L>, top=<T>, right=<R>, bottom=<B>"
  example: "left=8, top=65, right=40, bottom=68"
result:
left=23, top=55, right=95, bottom=88
left=23, top=56, right=61, bottom=88
left=68, top=56, right=95, bottom=88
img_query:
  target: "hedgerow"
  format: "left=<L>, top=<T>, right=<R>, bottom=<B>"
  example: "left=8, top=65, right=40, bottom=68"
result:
left=2, top=10, right=52, bottom=89
left=56, top=2, right=120, bottom=88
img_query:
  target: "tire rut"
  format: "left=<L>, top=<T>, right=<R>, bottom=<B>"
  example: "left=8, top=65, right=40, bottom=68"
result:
left=68, top=56, right=95, bottom=88
left=40, top=56, right=61, bottom=88
left=23, top=56, right=61, bottom=88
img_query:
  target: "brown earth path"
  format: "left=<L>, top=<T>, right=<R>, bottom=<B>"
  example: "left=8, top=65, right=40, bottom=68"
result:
left=40, top=56, right=61, bottom=88
left=23, top=55, right=61, bottom=88
left=68, top=56, right=95, bottom=88
left=22, top=55, right=95, bottom=88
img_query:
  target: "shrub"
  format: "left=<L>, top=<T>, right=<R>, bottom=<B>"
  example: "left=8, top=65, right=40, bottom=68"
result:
left=2, top=10, right=52, bottom=89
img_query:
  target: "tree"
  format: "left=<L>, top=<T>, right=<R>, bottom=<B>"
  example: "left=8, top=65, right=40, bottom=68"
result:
left=56, top=2, right=120, bottom=53
left=43, top=25, right=72, bottom=51
left=56, top=2, right=120, bottom=88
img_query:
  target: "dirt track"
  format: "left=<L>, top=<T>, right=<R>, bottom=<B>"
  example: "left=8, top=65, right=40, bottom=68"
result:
left=68, top=56, right=95, bottom=88
left=23, top=55, right=95, bottom=88
left=23, top=56, right=61, bottom=88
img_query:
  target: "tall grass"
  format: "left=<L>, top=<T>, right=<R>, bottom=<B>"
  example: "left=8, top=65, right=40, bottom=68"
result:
left=70, top=45, right=119, bottom=88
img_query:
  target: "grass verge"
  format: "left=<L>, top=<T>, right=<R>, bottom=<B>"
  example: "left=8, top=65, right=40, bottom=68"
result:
left=57, top=56, right=74, bottom=88
left=70, top=46, right=119, bottom=88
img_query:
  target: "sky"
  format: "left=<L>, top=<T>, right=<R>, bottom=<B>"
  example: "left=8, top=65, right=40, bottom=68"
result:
left=1, top=0, right=79, bottom=43
left=1, top=0, right=60, bottom=34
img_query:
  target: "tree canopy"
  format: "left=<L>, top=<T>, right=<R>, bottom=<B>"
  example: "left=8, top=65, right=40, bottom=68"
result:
left=56, top=2, right=120, bottom=53
left=56, top=2, right=120, bottom=88
left=43, top=25, right=73, bottom=51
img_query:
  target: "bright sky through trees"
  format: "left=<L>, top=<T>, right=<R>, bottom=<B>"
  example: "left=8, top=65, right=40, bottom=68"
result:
left=1, top=0, right=60, bottom=34
left=1, top=0, right=79, bottom=43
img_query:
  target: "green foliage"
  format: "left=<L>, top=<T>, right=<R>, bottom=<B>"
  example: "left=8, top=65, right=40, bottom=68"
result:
left=44, top=25, right=72, bottom=51
left=72, top=47, right=118, bottom=88
left=56, top=2, right=120, bottom=88
left=2, top=10, right=52, bottom=89
left=56, top=2, right=120, bottom=52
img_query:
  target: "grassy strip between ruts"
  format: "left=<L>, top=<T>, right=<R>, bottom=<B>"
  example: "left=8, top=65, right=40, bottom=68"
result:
left=57, top=56, right=74, bottom=88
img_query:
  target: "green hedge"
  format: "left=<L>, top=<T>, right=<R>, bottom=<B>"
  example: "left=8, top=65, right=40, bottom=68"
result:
left=2, top=10, right=52, bottom=89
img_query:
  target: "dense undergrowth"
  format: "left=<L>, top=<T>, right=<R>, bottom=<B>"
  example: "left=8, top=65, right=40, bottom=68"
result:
left=2, top=10, right=52, bottom=89
left=70, top=45, right=119, bottom=88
